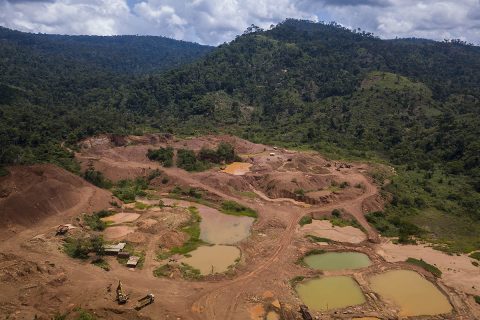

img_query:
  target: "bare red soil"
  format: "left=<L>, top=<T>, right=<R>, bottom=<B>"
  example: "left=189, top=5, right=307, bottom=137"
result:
left=0, top=134, right=477, bottom=320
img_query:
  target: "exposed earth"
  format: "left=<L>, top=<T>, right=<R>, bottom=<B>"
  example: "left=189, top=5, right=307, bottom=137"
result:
left=0, top=134, right=479, bottom=320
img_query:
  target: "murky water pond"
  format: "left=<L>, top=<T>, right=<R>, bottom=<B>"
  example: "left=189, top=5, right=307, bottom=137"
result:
left=161, top=199, right=254, bottom=245
left=303, top=252, right=371, bottom=271
left=222, top=162, right=252, bottom=175
left=199, top=205, right=254, bottom=245
left=295, top=276, right=366, bottom=311
left=180, top=245, right=240, bottom=275
left=369, top=270, right=452, bottom=317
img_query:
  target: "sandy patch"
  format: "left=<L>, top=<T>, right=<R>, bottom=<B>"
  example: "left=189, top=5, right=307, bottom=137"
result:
left=103, top=226, right=136, bottom=240
left=301, top=220, right=366, bottom=244
left=222, top=162, right=252, bottom=175
left=376, top=240, right=480, bottom=295
left=101, top=212, right=140, bottom=224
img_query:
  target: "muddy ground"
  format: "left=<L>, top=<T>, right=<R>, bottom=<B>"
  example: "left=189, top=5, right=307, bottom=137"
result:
left=0, top=134, right=479, bottom=320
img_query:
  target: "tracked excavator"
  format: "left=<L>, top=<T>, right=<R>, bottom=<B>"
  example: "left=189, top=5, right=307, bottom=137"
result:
left=116, top=281, right=129, bottom=304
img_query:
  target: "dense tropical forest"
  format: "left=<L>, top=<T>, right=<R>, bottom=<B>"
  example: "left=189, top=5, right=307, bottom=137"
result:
left=0, top=20, right=479, bottom=251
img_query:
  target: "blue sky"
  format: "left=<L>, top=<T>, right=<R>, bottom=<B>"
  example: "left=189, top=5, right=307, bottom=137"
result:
left=1, top=0, right=479, bottom=45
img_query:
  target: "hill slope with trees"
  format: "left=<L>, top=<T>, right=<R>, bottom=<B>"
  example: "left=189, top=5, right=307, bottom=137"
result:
left=0, top=20, right=479, bottom=251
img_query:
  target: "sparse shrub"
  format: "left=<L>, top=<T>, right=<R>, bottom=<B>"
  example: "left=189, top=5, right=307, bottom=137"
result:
left=299, top=215, right=312, bottom=226
left=331, top=209, right=342, bottom=218
left=304, top=249, right=325, bottom=256
left=83, top=210, right=112, bottom=231
left=294, top=189, right=305, bottom=197
left=64, top=235, right=106, bottom=260
left=83, top=168, right=112, bottom=189
left=221, top=201, right=257, bottom=218
left=179, top=263, right=201, bottom=279
left=177, top=149, right=208, bottom=171
left=406, top=258, right=442, bottom=277
left=290, top=276, right=305, bottom=287
left=470, top=252, right=480, bottom=261
left=153, top=264, right=173, bottom=277
left=475, top=295, right=480, bottom=305
left=91, top=258, right=110, bottom=271
left=161, top=177, right=169, bottom=184
left=147, top=169, right=162, bottom=181
left=147, top=147, right=174, bottom=167
left=340, top=181, right=349, bottom=188
left=112, top=178, right=148, bottom=203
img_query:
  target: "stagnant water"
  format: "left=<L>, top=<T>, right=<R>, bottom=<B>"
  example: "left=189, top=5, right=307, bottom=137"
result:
left=180, top=245, right=240, bottom=275
left=222, top=162, right=252, bottom=175
left=160, top=199, right=254, bottom=245
left=295, top=276, right=366, bottom=311
left=369, top=270, right=452, bottom=317
left=199, top=205, right=254, bottom=245
left=303, top=252, right=372, bottom=271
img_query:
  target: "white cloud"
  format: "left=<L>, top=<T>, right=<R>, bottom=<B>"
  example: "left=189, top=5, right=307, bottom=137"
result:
left=0, top=0, right=479, bottom=45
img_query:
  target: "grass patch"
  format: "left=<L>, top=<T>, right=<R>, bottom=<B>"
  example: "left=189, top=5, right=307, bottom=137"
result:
left=63, top=236, right=105, bottom=260
left=469, top=252, right=480, bottom=261
left=289, top=276, right=305, bottom=287
left=380, top=167, right=480, bottom=253
left=159, top=206, right=205, bottom=260
left=134, top=201, right=149, bottom=210
left=91, top=258, right=110, bottom=271
left=299, top=215, right=313, bottom=226
left=153, top=264, right=173, bottom=277
left=306, top=235, right=332, bottom=243
left=220, top=200, right=257, bottom=218
left=83, top=210, right=113, bottom=231
left=147, top=147, right=174, bottom=167
left=324, top=214, right=364, bottom=231
left=74, top=308, right=97, bottom=320
left=179, top=262, right=201, bottom=279
left=112, top=177, right=148, bottom=203
left=406, top=258, right=442, bottom=278
left=304, top=249, right=326, bottom=257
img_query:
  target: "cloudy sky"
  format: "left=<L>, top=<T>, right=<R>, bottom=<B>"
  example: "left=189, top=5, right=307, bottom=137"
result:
left=0, top=0, right=479, bottom=45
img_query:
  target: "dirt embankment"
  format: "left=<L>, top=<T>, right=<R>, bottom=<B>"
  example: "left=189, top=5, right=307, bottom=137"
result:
left=0, top=164, right=114, bottom=230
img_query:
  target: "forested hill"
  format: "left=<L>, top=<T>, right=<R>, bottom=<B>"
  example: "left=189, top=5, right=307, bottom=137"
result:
left=1, top=20, right=479, bottom=250
left=0, top=26, right=212, bottom=105
left=129, top=20, right=480, bottom=179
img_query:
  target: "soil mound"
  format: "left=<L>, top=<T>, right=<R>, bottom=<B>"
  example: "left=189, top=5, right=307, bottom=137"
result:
left=0, top=164, right=113, bottom=228
left=247, top=172, right=336, bottom=201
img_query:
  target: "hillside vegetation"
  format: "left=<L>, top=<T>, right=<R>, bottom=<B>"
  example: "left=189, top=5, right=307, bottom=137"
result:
left=0, top=20, right=479, bottom=251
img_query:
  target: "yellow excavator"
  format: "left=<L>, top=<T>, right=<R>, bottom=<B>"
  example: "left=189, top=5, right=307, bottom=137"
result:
left=116, top=281, right=129, bottom=304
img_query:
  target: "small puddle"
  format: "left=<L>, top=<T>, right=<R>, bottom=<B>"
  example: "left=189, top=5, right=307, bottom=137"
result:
left=180, top=245, right=240, bottom=275
left=369, top=270, right=452, bottom=317
left=303, top=252, right=371, bottom=271
left=222, top=162, right=252, bottom=175
left=295, top=276, right=366, bottom=311
left=199, top=206, right=254, bottom=245
left=101, top=212, right=140, bottom=225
